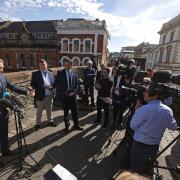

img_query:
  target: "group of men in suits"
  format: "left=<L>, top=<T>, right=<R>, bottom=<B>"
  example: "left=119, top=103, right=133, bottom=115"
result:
left=31, top=59, right=83, bottom=132
left=0, top=58, right=84, bottom=167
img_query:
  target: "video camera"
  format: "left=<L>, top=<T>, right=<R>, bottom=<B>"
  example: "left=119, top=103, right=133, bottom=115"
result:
left=149, top=71, right=180, bottom=99
left=120, top=83, right=147, bottom=105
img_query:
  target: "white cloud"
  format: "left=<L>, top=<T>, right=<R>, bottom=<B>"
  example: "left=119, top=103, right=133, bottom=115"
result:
left=0, top=0, right=180, bottom=51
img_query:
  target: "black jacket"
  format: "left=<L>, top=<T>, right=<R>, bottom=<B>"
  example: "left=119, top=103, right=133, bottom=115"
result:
left=31, top=70, right=55, bottom=101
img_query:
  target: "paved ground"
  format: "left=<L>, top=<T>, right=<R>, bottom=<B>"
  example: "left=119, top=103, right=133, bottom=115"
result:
left=0, top=103, right=179, bottom=180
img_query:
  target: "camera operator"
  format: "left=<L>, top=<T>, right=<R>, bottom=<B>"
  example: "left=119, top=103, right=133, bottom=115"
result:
left=111, top=64, right=126, bottom=129
left=0, top=59, right=34, bottom=165
left=93, top=67, right=113, bottom=129
left=130, top=83, right=177, bottom=177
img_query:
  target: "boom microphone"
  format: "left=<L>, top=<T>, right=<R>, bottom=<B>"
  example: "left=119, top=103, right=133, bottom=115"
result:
left=151, top=70, right=172, bottom=83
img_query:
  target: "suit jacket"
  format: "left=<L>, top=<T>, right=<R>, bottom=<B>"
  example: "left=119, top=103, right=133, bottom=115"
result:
left=31, top=70, right=55, bottom=101
left=0, top=74, right=27, bottom=98
left=54, top=69, right=78, bottom=98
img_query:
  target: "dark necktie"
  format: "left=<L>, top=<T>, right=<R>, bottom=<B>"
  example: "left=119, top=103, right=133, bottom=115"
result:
left=43, top=71, right=47, bottom=77
left=68, top=71, right=72, bottom=89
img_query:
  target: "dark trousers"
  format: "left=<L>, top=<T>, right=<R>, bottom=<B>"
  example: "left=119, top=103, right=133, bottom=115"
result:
left=61, top=96, right=79, bottom=128
left=84, top=85, right=94, bottom=104
left=112, top=94, right=124, bottom=129
left=0, top=107, right=9, bottom=153
left=96, top=98, right=109, bottom=126
left=131, top=140, right=159, bottom=177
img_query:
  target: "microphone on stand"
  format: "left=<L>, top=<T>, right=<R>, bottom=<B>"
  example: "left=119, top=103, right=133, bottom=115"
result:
left=3, top=92, right=25, bottom=118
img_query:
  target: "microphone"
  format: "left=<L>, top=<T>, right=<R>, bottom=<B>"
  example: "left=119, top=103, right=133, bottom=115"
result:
left=3, top=92, right=21, bottom=108
left=10, top=94, right=24, bottom=108
left=3, top=91, right=25, bottom=117
left=0, top=98, right=14, bottom=109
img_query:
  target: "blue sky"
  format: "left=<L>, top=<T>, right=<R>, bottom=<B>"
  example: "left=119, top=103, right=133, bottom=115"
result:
left=0, top=0, right=180, bottom=52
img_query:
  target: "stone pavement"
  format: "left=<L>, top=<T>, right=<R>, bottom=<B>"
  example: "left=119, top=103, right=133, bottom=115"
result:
left=0, top=104, right=179, bottom=180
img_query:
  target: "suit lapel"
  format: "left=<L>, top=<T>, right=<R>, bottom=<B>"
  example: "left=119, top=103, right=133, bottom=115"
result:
left=38, top=70, right=44, bottom=85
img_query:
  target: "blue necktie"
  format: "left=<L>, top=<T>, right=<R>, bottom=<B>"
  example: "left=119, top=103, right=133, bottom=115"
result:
left=68, top=71, right=72, bottom=89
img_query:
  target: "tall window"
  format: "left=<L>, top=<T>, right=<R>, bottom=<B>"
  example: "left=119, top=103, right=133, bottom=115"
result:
left=5, top=54, right=11, bottom=67
left=73, top=40, right=80, bottom=52
left=159, top=48, right=164, bottom=63
left=29, top=54, right=35, bottom=68
left=63, top=39, right=69, bottom=51
left=85, top=40, right=91, bottom=52
left=170, top=31, right=174, bottom=42
left=73, top=58, right=79, bottom=66
left=162, top=35, right=166, bottom=44
left=165, top=46, right=172, bottom=63
left=19, top=54, right=26, bottom=68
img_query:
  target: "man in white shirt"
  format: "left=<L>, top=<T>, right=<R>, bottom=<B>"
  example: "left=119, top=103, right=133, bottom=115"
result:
left=31, top=59, right=57, bottom=131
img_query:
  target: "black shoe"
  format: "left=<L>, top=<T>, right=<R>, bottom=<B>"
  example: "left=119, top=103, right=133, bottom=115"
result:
left=102, top=125, right=107, bottom=129
left=73, top=126, right=83, bottom=131
left=0, top=161, right=5, bottom=168
left=93, top=120, right=101, bottom=125
left=34, top=125, right=41, bottom=131
left=2, top=150, right=16, bottom=156
left=49, top=122, right=57, bottom=127
left=64, top=126, right=69, bottom=133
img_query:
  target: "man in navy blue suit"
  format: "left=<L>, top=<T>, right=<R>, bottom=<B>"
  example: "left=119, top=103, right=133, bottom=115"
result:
left=0, top=59, right=34, bottom=163
left=31, top=59, right=57, bottom=131
left=54, top=59, right=83, bottom=132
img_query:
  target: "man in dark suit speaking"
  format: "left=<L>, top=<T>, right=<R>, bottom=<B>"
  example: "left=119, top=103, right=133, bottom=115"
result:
left=54, top=59, right=83, bottom=132
left=0, top=59, right=34, bottom=165
left=31, top=59, right=57, bottom=131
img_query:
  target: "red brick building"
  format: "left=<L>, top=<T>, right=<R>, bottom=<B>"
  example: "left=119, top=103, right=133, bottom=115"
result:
left=0, top=19, right=109, bottom=71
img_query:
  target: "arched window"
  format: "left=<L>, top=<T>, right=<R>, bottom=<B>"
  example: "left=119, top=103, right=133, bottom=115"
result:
left=61, top=56, right=70, bottom=66
left=162, top=35, right=166, bottom=44
left=83, top=39, right=92, bottom=53
left=82, top=57, right=91, bottom=65
left=5, top=54, right=11, bottom=67
left=29, top=54, right=36, bottom=68
left=72, top=57, right=80, bottom=66
left=170, top=31, right=174, bottom=42
left=73, top=39, right=80, bottom=52
left=165, top=46, right=172, bottom=63
left=19, top=54, right=26, bottom=68
left=62, top=38, right=69, bottom=52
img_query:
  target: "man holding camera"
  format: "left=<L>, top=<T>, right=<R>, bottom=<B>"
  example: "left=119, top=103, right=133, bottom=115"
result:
left=130, top=83, right=177, bottom=177
left=0, top=59, right=34, bottom=166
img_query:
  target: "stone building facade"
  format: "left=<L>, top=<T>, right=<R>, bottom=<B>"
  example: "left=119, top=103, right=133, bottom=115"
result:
left=143, top=47, right=159, bottom=70
left=155, top=14, right=180, bottom=74
left=0, top=19, right=109, bottom=71
left=134, top=42, right=158, bottom=70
